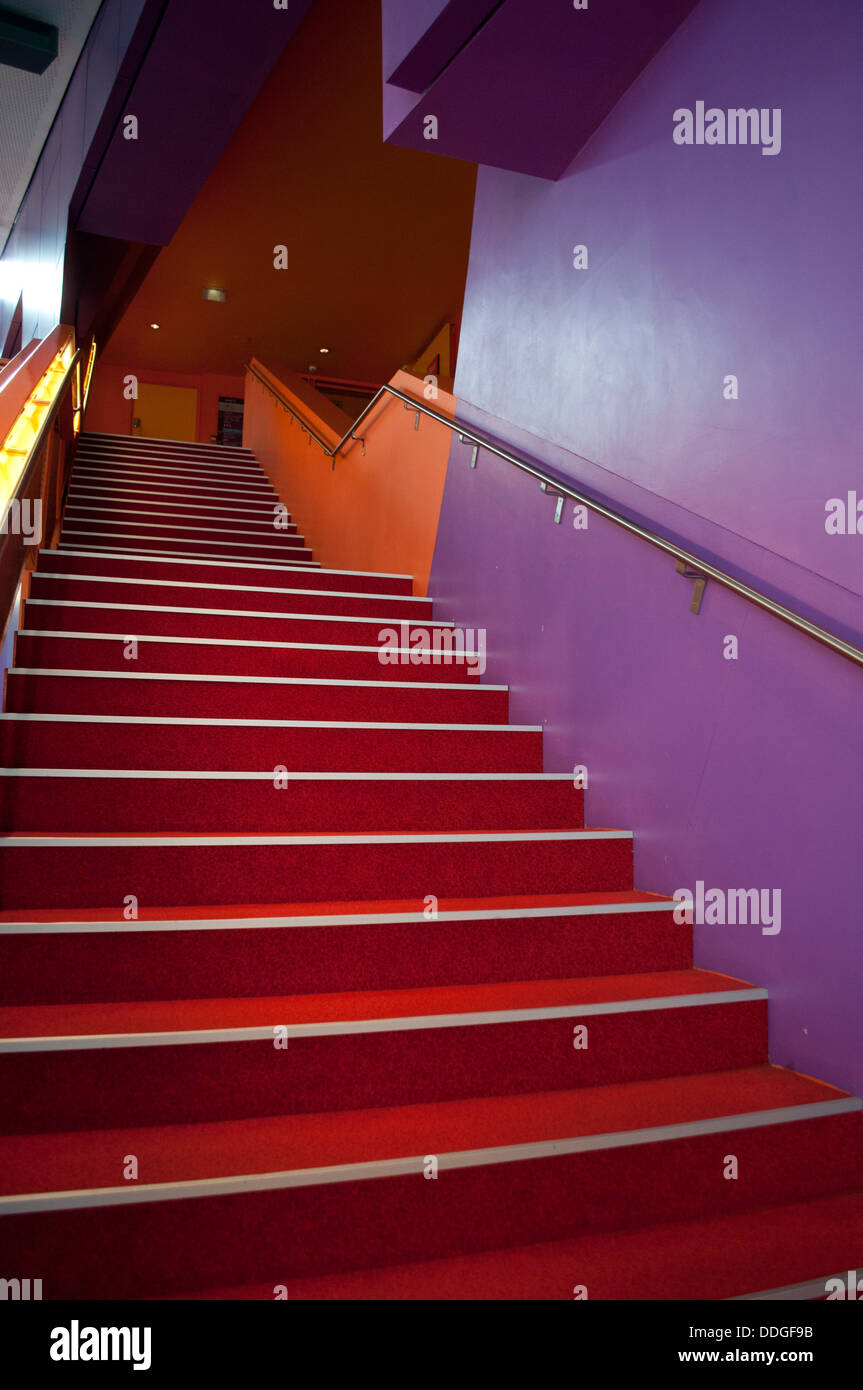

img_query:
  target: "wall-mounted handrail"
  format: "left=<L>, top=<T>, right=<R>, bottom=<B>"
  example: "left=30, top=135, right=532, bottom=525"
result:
left=246, top=364, right=863, bottom=670
left=245, top=361, right=335, bottom=454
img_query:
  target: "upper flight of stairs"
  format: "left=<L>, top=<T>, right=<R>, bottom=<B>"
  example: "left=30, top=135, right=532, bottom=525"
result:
left=0, top=429, right=861, bottom=1301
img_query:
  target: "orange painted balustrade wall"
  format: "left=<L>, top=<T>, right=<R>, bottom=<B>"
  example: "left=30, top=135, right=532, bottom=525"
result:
left=243, top=359, right=455, bottom=596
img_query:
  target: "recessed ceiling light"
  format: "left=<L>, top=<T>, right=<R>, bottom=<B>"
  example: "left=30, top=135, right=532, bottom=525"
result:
left=149, top=322, right=160, bottom=329
left=319, top=347, right=329, bottom=353
left=203, top=288, right=226, bottom=302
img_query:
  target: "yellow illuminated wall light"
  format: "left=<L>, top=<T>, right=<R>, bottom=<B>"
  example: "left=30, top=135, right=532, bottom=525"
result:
left=0, top=342, right=74, bottom=516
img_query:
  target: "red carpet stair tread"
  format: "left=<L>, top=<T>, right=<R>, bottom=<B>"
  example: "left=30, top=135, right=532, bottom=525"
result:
left=1, top=430, right=861, bottom=1300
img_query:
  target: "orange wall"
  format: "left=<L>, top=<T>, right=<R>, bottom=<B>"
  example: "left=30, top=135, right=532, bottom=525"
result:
left=243, top=361, right=454, bottom=596
left=85, top=363, right=244, bottom=442
left=98, top=0, right=475, bottom=386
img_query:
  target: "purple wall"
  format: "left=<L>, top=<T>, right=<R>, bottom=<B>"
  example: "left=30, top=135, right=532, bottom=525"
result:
left=453, top=0, right=863, bottom=600
left=382, top=0, right=499, bottom=90
left=431, top=0, right=863, bottom=1099
left=383, top=0, right=698, bottom=178
left=75, top=0, right=315, bottom=245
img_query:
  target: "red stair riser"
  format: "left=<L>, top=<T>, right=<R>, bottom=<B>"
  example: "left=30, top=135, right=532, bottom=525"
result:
left=0, top=1002, right=767, bottom=1134
left=77, top=437, right=254, bottom=454
left=60, top=528, right=305, bottom=551
left=2, top=1114, right=859, bottom=1299
left=72, top=459, right=270, bottom=481
left=77, top=435, right=254, bottom=453
left=35, top=551, right=414, bottom=595
left=73, top=468, right=262, bottom=483
left=62, top=520, right=305, bottom=545
left=59, top=535, right=313, bottom=562
left=70, top=474, right=276, bottom=499
left=66, top=498, right=288, bottom=522
left=74, top=445, right=262, bottom=464
left=0, top=912, right=688, bottom=1005
left=73, top=463, right=260, bottom=477
left=22, top=605, right=451, bottom=646
left=64, top=512, right=300, bottom=536
left=12, top=635, right=485, bottom=684
left=0, top=775, right=583, bottom=833
left=66, top=492, right=277, bottom=515
left=28, top=577, right=434, bottom=619
left=0, top=720, right=541, bottom=772
left=0, top=836, right=633, bottom=909
left=76, top=443, right=255, bottom=455
left=5, top=671, right=508, bottom=723
left=22, top=605, right=439, bottom=649
left=72, top=464, right=267, bottom=486
left=64, top=491, right=279, bottom=515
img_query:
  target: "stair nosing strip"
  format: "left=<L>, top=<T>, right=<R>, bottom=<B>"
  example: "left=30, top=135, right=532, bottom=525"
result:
left=27, top=601, right=450, bottom=623
left=71, top=473, right=275, bottom=495
left=0, top=988, right=769, bottom=1053
left=66, top=503, right=281, bottom=518
left=729, top=1271, right=857, bottom=1301
left=10, top=667, right=503, bottom=691
left=65, top=514, right=297, bottom=533
left=17, top=631, right=469, bottom=653
left=0, top=768, right=572, bottom=779
left=0, top=829, right=632, bottom=846
left=68, top=491, right=279, bottom=510
left=75, top=442, right=259, bottom=459
left=74, top=460, right=259, bottom=473
left=79, top=432, right=253, bottom=447
left=36, top=575, right=418, bottom=601
left=1, top=1097, right=857, bottom=1215
left=60, top=534, right=313, bottom=554
left=52, top=545, right=320, bottom=566
left=0, top=899, right=674, bottom=933
left=80, top=432, right=252, bottom=448
left=73, top=461, right=270, bottom=480
left=33, top=574, right=431, bottom=602
left=45, top=551, right=415, bottom=580
left=0, top=712, right=535, bottom=729
left=63, top=521, right=300, bottom=538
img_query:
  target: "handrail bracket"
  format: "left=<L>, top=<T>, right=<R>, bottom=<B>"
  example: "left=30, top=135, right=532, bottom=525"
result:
left=242, top=359, right=863, bottom=670
left=540, top=480, right=565, bottom=524
left=676, top=559, right=708, bottom=615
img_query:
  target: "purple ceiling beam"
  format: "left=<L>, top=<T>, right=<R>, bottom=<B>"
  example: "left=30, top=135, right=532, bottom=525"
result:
left=384, top=0, right=699, bottom=180
left=75, top=0, right=315, bottom=245
left=382, top=0, right=501, bottom=92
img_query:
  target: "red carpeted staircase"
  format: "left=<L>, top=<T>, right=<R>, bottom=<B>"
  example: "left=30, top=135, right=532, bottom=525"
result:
left=1, top=429, right=861, bottom=1301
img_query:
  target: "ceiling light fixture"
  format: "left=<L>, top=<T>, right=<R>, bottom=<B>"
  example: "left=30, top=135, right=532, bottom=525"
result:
left=149, top=322, right=160, bottom=329
left=202, top=288, right=227, bottom=302
left=319, top=347, right=329, bottom=353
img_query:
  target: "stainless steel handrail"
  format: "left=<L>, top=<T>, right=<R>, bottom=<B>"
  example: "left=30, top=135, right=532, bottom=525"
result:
left=246, top=361, right=334, bottom=453
left=245, top=363, right=863, bottom=670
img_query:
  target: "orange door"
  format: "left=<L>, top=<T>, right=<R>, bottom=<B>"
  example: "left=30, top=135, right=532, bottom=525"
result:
left=132, top=384, right=198, bottom=441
